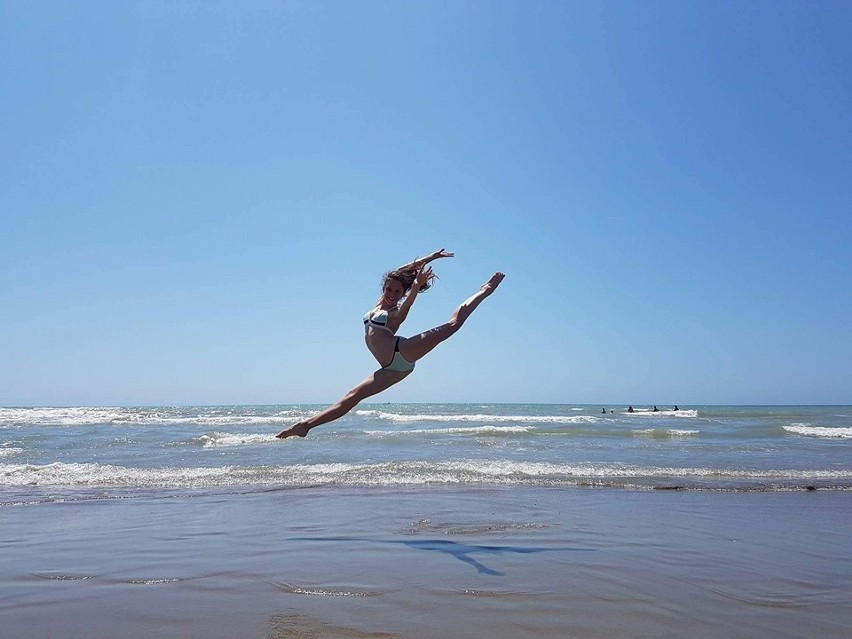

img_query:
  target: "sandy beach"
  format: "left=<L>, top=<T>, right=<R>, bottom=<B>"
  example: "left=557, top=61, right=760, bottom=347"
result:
left=2, top=486, right=850, bottom=639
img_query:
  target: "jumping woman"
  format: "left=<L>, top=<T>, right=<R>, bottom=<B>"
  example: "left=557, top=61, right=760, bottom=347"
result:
left=276, top=249, right=504, bottom=439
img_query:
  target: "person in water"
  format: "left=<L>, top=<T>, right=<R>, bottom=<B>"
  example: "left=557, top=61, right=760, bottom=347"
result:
left=276, top=249, right=505, bottom=439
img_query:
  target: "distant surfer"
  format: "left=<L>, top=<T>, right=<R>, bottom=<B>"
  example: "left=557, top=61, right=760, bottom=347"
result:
left=628, top=406, right=634, bottom=413
left=276, top=249, right=504, bottom=439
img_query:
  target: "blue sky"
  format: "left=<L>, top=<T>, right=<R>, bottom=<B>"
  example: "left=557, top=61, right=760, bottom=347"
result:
left=2, top=1, right=850, bottom=406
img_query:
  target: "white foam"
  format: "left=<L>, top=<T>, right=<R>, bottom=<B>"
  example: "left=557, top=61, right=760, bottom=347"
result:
left=0, top=447, right=23, bottom=458
left=784, top=424, right=852, bottom=439
left=0, top=462, right=241, bottom=488
left=0, top=407, right=304, bottom=427
left=198, top=432, right=278, bottom=447
left=138, top=415, right=299, bottom=426
left=0, top=407, right=130, bottom=426
left=363, top=425, right=532, bottom=437
left=633, top=429, right=699, bottom=438
left=286, top=587, right=372, bottom=597
left=354, top=410, right=601, bottom=424
left=3, top=460, right=850, bottom=489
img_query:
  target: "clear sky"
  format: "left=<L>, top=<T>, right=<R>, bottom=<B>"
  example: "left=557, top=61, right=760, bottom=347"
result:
left=2, top=1, right=850, bottom=407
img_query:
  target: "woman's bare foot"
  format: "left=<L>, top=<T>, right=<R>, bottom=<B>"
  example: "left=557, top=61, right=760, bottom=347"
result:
left=276, top=422, right=312, bottom=439
left=481, top=272, right=505, bottom=295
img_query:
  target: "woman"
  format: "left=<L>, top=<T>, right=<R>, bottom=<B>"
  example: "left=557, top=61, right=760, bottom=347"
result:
left=276, top=249, right=504, bottom=439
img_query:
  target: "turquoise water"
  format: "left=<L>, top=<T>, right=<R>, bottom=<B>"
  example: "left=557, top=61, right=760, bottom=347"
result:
left=1, top=404, right=850, bottom=502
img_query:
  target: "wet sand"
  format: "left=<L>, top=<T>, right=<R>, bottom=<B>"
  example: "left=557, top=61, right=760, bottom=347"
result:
left=2, top=487, right=851, bottom=638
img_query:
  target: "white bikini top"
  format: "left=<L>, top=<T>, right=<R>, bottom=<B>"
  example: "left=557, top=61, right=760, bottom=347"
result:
left=363, top=308, right=394, bottom=334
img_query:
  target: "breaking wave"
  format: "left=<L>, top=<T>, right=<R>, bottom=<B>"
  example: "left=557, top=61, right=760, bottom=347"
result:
left=783, top=424, right=852, bottom=439
left=622, top=409, right=699, bottom=418
left=354, top=410, right=602, bottom=424
left=632, top=429, right=700, bottom=438
left=363, top=425, right=532, bottom=437
left=0, top=407, right=303, bottom=428
left=2, top=460, right=850, bottom=491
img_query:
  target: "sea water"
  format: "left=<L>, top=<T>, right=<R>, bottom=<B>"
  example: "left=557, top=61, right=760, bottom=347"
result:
left=2, top=404, right=851, bottom=638
left=2, top=404, right=850, bottom=503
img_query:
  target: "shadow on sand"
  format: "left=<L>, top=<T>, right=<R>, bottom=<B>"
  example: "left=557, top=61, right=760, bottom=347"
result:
left=288, top=536, right=593, bottom=576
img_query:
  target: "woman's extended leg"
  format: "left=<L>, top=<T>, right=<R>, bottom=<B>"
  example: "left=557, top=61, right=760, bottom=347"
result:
left=276, top=368, right=412, bottom=438
left=399, top=272, right=504, bottom=363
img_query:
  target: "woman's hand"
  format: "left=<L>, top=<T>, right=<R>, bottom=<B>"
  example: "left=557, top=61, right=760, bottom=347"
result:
left=414, top=265, right=434, bottom=289
left=401, top=249, right=454, bottom=273
left=429, top=249, right=454, bottom=261
left=396, top=265, right=433, bottom=320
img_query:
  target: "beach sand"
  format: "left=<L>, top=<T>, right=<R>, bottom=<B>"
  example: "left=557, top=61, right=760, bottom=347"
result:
left=2, top=487, right=850, bottom=638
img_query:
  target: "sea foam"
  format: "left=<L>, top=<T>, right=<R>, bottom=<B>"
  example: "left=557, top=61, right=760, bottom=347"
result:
left=3, top=460, right=850, bottom=490
left=354, top=410, right=601, bottom=424
left=0, top=407, right=303, bottom=428
left=784, top=424, right=852, bottom=439
left=363, top=425, right=532, bottom=437
left=198, top=432, right=278, bottom=447
left=632, top=429, right=699, bottom=438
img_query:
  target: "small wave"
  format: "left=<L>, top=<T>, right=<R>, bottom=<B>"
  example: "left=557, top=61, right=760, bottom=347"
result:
left=197, top=432, right=277, bottom=447
left=0, top=447, right=23, bottom=458
left=0, top=462, right=247, bottom=488
left=0, top=407, right=131, bottom=427
left=406, top=519, right=549, bottom=535
left=354, top=410, right=601, bottom=424
left=633, top=429, right=699, bottom=438
left=33, top=573, right=93, bottom=581
left=134, top=415, right=298, bottom=426
left=267, top=581, right=380, bottom=597
left=623, top=410, right=699, bottom=418
left=0, top=407, right=304, bottom=428
left=364, top=425, right=531, bottom=437
left=784, top=424, right=852, bottom=439
left=3, top=460, right=851, bottom=490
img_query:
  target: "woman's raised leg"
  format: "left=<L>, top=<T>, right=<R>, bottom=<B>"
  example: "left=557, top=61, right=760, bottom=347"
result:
left=276, top=368, right=411, bottom=438
left=399, top=272, right=504, bottom=363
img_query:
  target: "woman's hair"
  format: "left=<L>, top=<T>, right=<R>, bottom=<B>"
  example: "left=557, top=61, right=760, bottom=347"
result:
left=382, top=266, right=436, bottom=294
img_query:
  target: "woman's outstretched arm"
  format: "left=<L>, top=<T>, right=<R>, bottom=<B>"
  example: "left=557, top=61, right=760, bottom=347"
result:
left=388, top=266, right=432, bottom=331
left=395, top=248, right=454, bottom=273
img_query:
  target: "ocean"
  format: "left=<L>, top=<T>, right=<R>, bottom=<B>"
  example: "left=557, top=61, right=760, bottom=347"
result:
left=1, top=404, right=850, bottom=501
left=2, top=404, right=851, bottom=638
